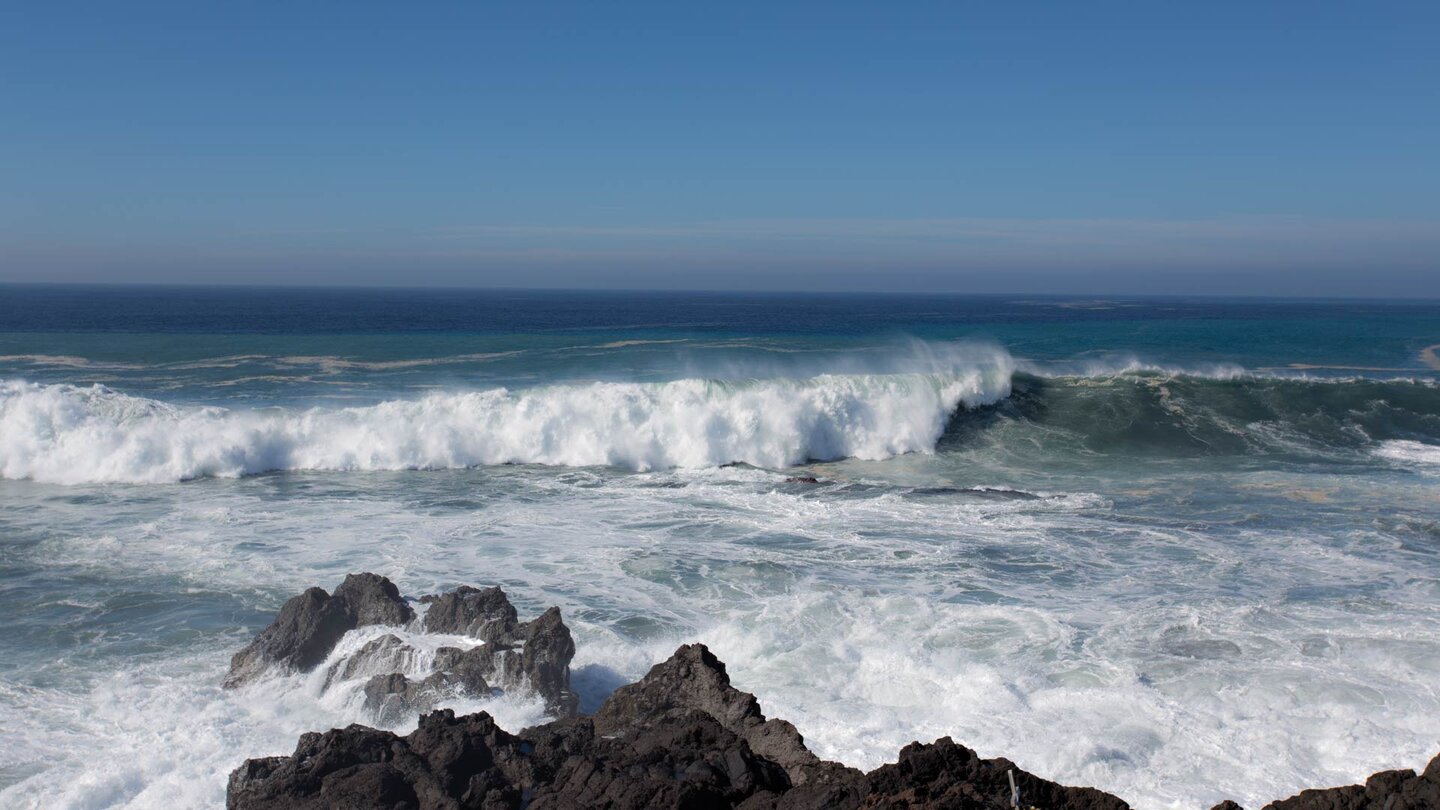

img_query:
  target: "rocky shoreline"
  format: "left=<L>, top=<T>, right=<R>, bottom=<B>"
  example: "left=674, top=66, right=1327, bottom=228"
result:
left=224, top=575, right=1440, bottom=809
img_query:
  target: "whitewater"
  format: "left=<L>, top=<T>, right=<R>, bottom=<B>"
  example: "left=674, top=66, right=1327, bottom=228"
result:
left=0, top=361, right=1011, bottom=484
left=2, top=289, right=1439, bottom=810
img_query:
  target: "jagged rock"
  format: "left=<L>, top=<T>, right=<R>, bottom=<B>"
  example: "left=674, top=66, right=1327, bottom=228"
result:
left=335, top=573, right=415, bottom=627
left=227, top=712, right=528, bottom=810
left=322, top=634, right=415, bottom=689
left=359, top=663, right=496, bottom=728
left=361, top=672, right=427, bottom=727
left=228, top=644, right=1128, bottom=810
left=224, top=574, right=414, bottom=688
left=420, top=590, right=578, bottom=717
left=784, top=476, right=821, bottom=484
left=421, top=585, right=518, bottom=642
left=594, top=643, right=834, bottom=788
left=228, top=574, right=576, bottom=725
left=514, top=607, right=578, bottom=716
left=862, top=737, right=1129, bottom=810
left=432, top=646, right=497, bottom=695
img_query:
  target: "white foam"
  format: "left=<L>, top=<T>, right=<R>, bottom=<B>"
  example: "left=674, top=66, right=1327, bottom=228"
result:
left=0, top=348, right=1013, bottom=484
left=1376, top=440, right=1440, bottom=470
left=0, top=644, right=549, bottom=810
left=2, top=404, right=1437, bottom=809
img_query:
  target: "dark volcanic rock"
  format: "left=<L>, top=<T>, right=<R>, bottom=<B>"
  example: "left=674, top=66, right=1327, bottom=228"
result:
left=231, top=632, right=1440, bottom=810
left=323, top=634, right=415, bottom=689
left=229, top=643, right=1129, bottom=810
left=231, top=574, right=577, bottom=725
left=420, top=587, right=578, bottom=717
left=227, top=711, right=528, bottom=810
left=225, top=574, right=414, bottom=688
left=514, top=607, right=578, bottom=716
left=862, top=737, right=1128, bottom=810
left=421, top=585, right=518, bottom=641
left=335, top=573, right=416, bottom=627
left=360, top=663, right=496, bottom=728
left=594, top=643, right=836, bottom=788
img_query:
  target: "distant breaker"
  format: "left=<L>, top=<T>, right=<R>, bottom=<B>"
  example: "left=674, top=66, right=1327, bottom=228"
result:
left=0, top=357, right=1013, bottom=484
left=6, top=349, right=1440, bottom=485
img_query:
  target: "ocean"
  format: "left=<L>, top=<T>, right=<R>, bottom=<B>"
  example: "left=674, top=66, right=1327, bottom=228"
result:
left=1, top=285, right=1437, bottom=809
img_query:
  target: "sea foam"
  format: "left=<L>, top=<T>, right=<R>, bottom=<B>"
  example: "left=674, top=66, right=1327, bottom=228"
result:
left=0, top=350, right=1012, bottom=484
left=1376, top=439, right=1440, bottom=470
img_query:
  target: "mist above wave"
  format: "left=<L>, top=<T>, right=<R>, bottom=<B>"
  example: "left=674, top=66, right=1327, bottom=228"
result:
left=0, top=345, right=1014, bottom=484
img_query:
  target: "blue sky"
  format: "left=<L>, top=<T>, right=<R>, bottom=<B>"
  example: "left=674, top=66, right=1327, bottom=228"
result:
left=2, top=1, right=1437, bottom=295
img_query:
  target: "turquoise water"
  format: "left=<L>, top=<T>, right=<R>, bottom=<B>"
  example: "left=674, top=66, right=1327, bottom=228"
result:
left=0, top=287, right=1438, bottom=808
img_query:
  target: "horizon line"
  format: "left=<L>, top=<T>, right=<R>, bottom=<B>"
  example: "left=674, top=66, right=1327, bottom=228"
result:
left=1, top=280, right=1438, bottom=305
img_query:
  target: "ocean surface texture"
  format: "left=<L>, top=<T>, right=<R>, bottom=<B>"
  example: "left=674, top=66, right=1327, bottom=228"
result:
left=1, top=286, right=1438, bottom=810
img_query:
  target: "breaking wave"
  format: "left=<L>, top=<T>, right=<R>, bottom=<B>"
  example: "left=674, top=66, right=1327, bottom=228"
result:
left=0, top=350, right=1013, bottom=484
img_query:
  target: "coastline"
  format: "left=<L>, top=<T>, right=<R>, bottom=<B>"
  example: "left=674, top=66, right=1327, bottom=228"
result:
left=222, top=575, right=1440, bottom=810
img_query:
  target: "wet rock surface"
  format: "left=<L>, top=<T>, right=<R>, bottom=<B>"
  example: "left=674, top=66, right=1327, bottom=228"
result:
left=227, top=579, right=1439, bottom=809
left=228, top=643, right=1133, bottom=809
left=224, top=574, right=576, bottom=717
left=225, top=574, right=415, bottom=688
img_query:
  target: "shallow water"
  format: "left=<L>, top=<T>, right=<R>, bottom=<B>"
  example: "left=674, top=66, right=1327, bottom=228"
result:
left=1, top=288, right=1438, bottom=809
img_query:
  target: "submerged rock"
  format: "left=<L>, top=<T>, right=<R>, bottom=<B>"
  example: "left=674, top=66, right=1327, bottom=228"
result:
left=228, top=643, right=1130, bottom=810
left=224, top=574, right=414, bottom=688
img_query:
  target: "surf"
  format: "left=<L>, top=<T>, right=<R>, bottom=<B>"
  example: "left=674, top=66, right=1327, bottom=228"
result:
left=0, top=349, right=1014, bottom=483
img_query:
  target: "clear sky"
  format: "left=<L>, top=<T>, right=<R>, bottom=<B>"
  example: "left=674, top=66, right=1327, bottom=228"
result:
left=2, top=1, right=1437, bottom=295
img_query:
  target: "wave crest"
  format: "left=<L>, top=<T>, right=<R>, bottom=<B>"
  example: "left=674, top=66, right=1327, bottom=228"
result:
left=0, top=355, right=1012, bottom=484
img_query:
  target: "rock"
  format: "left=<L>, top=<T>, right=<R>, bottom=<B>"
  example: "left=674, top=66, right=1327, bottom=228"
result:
left=421, top=588, right=578, bottom=717
left=593, top=643, right=830, bottom=786
left=226, top=711, right=527, bottom=810
left=1211, top=802, right=1245, bottom=810
left=863, top=737, right=1128, bottom=810
left=515, top=607, right=578, bottom=717
left=431, top=646, right=496, bottom=695
left=783, top=476, right=820, bottom=484
left=224, top=574, right=414, bottom=688
left=361, top=672, right=428, bottom=727
left=322, top=634, right=415, bottom=689
left=359, top=661, right=497, bottom=728
left=421, top=585, right=518, bottom=641
left=228, top=644, right=1126, bottom=809
left=232, top=638, right=1440, bottom=810
left=335, top=573, right=415, bottom=627
left=227, top=574, right=576, bottom=726
left=225, top=588, right=356, bottom=689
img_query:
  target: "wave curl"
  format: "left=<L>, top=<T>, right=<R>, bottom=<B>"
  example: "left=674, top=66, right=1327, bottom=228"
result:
left=0, top=352, right=1012, bottom=484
